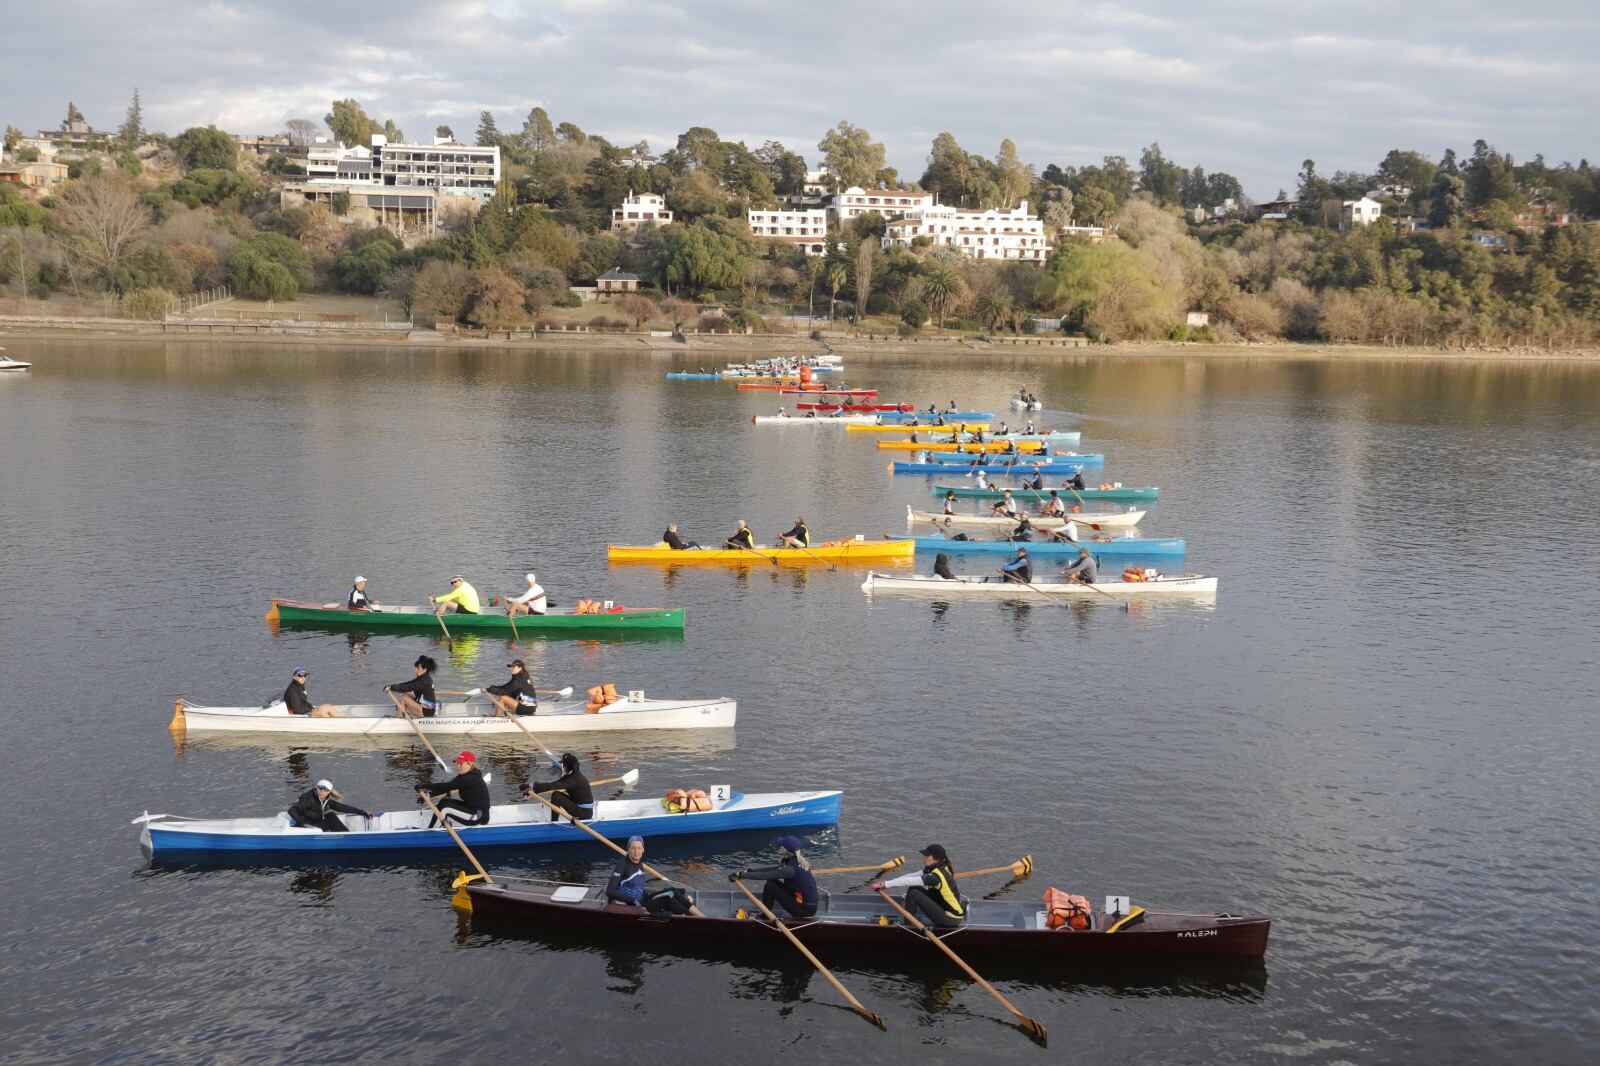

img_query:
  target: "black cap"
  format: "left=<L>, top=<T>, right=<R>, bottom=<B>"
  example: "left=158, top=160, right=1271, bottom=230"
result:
left=507, top=658, right=525, bottom=668
left=920, top=844, right=948, bottom=861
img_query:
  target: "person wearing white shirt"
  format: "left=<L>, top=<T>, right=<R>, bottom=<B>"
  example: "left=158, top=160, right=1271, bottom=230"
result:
left=509, top=572, right=547, bottom=616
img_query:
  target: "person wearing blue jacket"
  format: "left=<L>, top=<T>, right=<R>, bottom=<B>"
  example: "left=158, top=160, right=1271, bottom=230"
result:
left=730, top=835, right=818, bottom=918
left=606, top=836, right=703, bottom=916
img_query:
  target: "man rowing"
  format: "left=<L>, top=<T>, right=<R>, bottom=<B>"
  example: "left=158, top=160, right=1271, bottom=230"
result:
left=606, top=835, right=704, bottom=916
left=1024, top=467, right=1045, bottom=491
left=777, top=517, right=810, bottom=549
left=288, top=779, right=378, bottom=832
left=1063, top=469, right=1086, bottom=491
left=431, top=575, right=479, bottom=616
left=1044, top=519, right=1080, bottom=545
left=521, top=752, right=594, bottom=822
left=974, top=469, right=989, bottom=490
left=385, top=654, right=439, bottom=718
left=485, top=658, right=537, bottom=717
left=1008, top=514, right=1035, bottom=542
left=1000, top=547, right=1033, bottom=584
left=282, top=668, right=340, bottom=718
left=1060, top=547, right=1098, bottom=584
left=730, top=835, right=819, bottom=919
left=422, top=751, right=490, bottom=827
left=346, top=576, right=379, bottom=611
left=663, top=523, right=700, bottom=550
left=989, top=489, right=1020, bottom=518
left=1038, top=491, right=1067, bottom=517
left=932, top=553, right=957, bottom=580
left=507, top=572, right=547, bottom=615
left=872, top=844, right=967, bottom=929
left=725, top=520, right=756, bottom=550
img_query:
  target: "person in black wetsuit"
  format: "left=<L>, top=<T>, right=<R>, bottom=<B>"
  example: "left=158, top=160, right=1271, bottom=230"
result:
left=386, top=655, right=438, bottom=718
left=663, top=523, right=699, bottom=550
left=730, top=835, right=819, bottom=918
left=606, top=835, right=705, bottom=916
left=1064, top=470, right=1087, bottom=491
left=422, top=751, right=491, bottom=827
left=933, top=553, right=957, bottom=580
left=1009, top=515, right=1035, bottom=542
left=725, top=520, right=756, bottom=550
left=522, top=752, right=594, bottom=822
left=485, top=659, right=537, bottom=717
left=281, top=668, right=339, bottom=718
left=777, top=517, right=810, bottom=549
left=874, top=844, right=968, bottom=929
left=287, top=778, right=377, bottom=831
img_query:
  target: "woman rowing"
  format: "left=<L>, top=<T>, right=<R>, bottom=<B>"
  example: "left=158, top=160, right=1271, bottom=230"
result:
left=422, top=751, right=490, bottom=827
left=932, top=553, right=957, bottom=580
left=730, top=835, right=818, bottom=918
left=941, top=490, right=958, bottom=516
left=288, top=778, right=378, bottom=832
left=606, top=836, right=705, bottom=917
left=872, top=844, right=967, bottom=929
left=523, top=752, right=594, bottom=822
left=385, top=655, right=439, bottom=718
left=282, top=668, right=339, bottom=718
left=485, top=658, right=538, bottom=716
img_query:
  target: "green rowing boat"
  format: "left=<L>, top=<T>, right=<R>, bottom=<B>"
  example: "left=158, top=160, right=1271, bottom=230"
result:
left=267, top=600, right=685, bottom=633
left=932, top=483, right=1160, bottom=501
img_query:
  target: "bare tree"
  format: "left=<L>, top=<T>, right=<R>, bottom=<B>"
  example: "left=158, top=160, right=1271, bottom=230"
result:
left=63, top=174, right=151, bottom=275
left=659, top=297, right=694, bottom=334
left=283, top=118, right=319, bottom=147
left=379, top=264, right=420, bottom=318
left=2, top=228, right=60, bottom=301
left=615, top=293, right=658, bottom=329
left=853, top=241, right=875, bottom=326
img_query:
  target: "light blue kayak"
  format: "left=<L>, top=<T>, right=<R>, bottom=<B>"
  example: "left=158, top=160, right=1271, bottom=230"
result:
left=926, top=450, right=1104, bottom=466
left=878, top=410, right=994, bottom=423
left=893, top=461, right=1086, bottom=474
left=913, top=535, right=1185, bottom=558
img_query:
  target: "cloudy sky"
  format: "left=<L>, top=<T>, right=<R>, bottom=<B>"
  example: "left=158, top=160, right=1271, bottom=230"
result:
left=3, top=0, right=1595, bottom=198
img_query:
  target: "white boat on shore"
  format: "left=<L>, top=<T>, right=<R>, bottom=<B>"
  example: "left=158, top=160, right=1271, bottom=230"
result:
left=907, top=506, right=1145, bottom=530
left=171, top=694, right=737, bottom=735
left=861, top=572, right=1218, bottom=598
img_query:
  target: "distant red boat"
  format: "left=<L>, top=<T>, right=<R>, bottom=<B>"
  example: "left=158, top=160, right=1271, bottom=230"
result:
left=465, top=881, right=1271, bottom=960
left=797, top=402, right=913, bottom=412
left=780, top=388, right=878, bottom=398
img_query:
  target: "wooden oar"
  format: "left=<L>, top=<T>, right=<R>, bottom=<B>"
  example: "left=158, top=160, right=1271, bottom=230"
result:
left=734, top=878, right=887, bottom=1031
left=812, top=856, right=907, bottom=876
left=726, top=538, right=777, bottom=566
left=432, top=605, right=452, bottom=641
left=787, top=541, right=838, bottom=573
left=417, top=789, right=492, bottom=883
left=954, top=855, right=1033, bottom=881
left=503, top=596, right=521, bottom=642
left=1000, top=571, right=1073, bottom=609
left=398, top=710, right=493, bottom=783
left=522, top=788, right=670, bottom=879
left=874, top=888, right=1046, bottom=1046
left=495, top=706, right=564, bottom=770
left=590, top=771, right=641, bottom=788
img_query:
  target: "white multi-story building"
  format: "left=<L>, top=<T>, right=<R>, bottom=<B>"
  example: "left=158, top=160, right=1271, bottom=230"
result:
left=746, top=207, right=828, bottom=255
left=301, top=136, right=499, bottom=200
left=882, top=200, right=1052, bottom=261
left=611, top=190, right=673, bottom=232
left=828, top=186, right=935, bottom=224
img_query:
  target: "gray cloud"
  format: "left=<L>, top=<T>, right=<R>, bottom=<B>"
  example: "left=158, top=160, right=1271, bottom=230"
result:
left=2, top=0, right=1595, bottom=198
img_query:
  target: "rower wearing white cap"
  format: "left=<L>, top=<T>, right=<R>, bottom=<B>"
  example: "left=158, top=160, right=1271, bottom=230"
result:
left=287, top=779, right=378, bottom=832
left=508, top=572, right=547, bottom=616
left=346, top=576, right=379, bottom=611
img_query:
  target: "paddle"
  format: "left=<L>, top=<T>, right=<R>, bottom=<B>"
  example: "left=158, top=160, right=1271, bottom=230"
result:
left=1001, top=572, right=1073, bottom=609
left=440, top=687, right=575, bottom=699
left=785, top=539, right=838, bottom=573
left=503, top=595, right=521, bottom=642
left=953, top=855, right=1033, bottom=881
left=523, top=788, right=672, bottom=879
left=590, top=771, right=642, bottom=788
left=417, top=789, right=492, bottom=883
left=725, top=537, right=777, bottom=566
left=873, top=888, right=1046, bottom=1047
left=812, top=856, right=907, bottom=877
left=734, top=878, right=888, bottom=1031
left=432, top=603, right=452, bottom=642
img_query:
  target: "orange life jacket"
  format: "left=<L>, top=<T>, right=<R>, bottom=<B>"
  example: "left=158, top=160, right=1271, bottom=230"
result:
left=1044, top=888, right=1093, bottom=931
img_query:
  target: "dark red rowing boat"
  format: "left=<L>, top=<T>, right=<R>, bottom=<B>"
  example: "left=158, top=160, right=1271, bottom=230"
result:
left=780, top=388, right=878, bottom=397
left=797, top=402, right=913, bottom=412
left=465, top=881, right=1270, bottom=960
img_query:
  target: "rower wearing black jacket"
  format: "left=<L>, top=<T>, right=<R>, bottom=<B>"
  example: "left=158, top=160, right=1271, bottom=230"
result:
left=730, top=835, right=819, bottom=918
left=1064, top=470, right=1086, bottom=491
left=422, top=752, right=491, bottom=827
left=778, top=518, right=810, bottom=549
left=288, top=778, right=376, bottom=832
left=486, top=659, right=537, bottom=717
left=522, top=753, right=594, bottom=822
left=725, top=520, right=756, bottom=550
left=385, top=655, right=438, bottom=718
left=663, top=523, right=699, bottom=550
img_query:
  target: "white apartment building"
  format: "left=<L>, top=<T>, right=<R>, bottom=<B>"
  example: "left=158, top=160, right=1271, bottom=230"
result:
left=746, top=207, right=828, bottom=255
left=301, top=136, right=500, bottom=200
left=829, top=186, right=935, bottom=224
left=882, top=200, right=1052, bottom=261
left=612, top=190, right=673, bottom=232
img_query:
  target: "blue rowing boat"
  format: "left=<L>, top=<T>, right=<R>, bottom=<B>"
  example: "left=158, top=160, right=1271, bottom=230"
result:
left=912, top=536, right=1186, bottom=558
left=135, top=790, right=842, bottom=855
left=925, top=450, right=1104, bottom=466
left=667, top=372, right=726, bottom=379
left=878, top=410, right=994, bottom=422
left=893, top=461, right=1086, bottom=474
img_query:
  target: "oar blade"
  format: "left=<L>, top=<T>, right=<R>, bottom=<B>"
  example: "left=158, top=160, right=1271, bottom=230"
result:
left=620, top=768, right=641, bottom=785
left=1017, top=1014, right=1049, bottom=1048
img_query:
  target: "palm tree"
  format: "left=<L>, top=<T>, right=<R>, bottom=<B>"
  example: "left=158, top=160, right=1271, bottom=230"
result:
left=826, top=262, right=847, bottom=324
left=804, top=256, right=824, bottom=326
left=920, top=265, right=961, bottom=332
left=975, top=291, right=1013, bottom=333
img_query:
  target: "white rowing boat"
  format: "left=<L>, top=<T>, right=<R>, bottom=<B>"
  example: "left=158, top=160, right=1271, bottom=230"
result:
left=860, top=572, right=1218, bottom=598
left=171, top=694, right=737, bottom=735
left=907, top=506, right=1145, bottom=530
left=751, top=414, right=875, bottom=425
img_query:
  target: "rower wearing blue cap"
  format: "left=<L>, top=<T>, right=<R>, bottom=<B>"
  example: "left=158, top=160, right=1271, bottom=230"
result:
left=281, top=668, right=340, bottom=718
left=729, top=835, right=818, bottom=918
left=605, top=835, right=704, bottom=916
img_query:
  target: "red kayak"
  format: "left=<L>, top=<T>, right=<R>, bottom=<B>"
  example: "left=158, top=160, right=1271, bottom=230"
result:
left=797, top=402, right=913, bottom=412
left=736, top=382, right=828, bottom=391
left=781, top=388, right=878, bottom=397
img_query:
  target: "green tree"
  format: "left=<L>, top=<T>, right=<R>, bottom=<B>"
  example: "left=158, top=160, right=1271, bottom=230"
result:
left=435, top=124, right=454, bottom=141
left=994, top=138, right=1033, bottom=209
left=381, top=119, right=404, bottom=142
left=225, top=250, right=297, bottom=300
left=326, top=99, right=381, bottom=147
left=174, top=126, right=238, bottom=171
left=236, top=232, right=312, bottom=287
left=330, top=229, right=402, bottom=293
left=755, top=140, right=807, bottom=196
left=170, top=167, right=255, bottom=207
left=826, top=260, right=847, bottom=322
left=1137, top=143, right=1186, bottom=206
left=63, top=101, right=86, bottom=130
left=663, top=221, right=749, bottom=294
left=475, top=110, right=501, bottom=148
left=900, top=299, right=929, bottom=330
left=922, top=132, right=989, bottom=207
left=853, top=241, right=875, bottom=325
left=975, top=290, right=1013, bottom=332
left=3, top=125, right=21, bottom=151
left=817, top=121, right=888, bottom=192
left=804, top=255, right=824, bottom=324
left=117, top=87, right=143, bottom=148
left=1428, top=172, right=1466, bottom=228
left=1375, top=149, right=1435, bottom=194
left=519, top=107, right=556, bottom=155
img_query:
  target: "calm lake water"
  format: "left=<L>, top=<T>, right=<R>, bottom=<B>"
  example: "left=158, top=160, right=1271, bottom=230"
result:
left=0, top=340, right=1596, bottom=1064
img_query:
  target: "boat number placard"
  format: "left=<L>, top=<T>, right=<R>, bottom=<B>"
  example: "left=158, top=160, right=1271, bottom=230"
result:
left=708, top=784, right=730, bottom=807
left=1106, top=895, right=1130, bottom=917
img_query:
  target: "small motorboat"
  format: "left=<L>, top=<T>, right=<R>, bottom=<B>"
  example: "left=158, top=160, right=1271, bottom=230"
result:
left=0, top=348, right=31, bottom=371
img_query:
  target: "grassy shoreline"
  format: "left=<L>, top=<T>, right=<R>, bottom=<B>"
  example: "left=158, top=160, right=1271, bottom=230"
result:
left=2, top=315, right=1596, bottom=361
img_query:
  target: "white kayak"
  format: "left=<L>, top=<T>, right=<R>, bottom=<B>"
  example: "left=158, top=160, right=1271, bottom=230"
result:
left=908, top=506, right=1145, bottom=530
left=751, top=414, right=875, bottom=425
left=861, top=571, right=1218, bottom=598
left=171, top=694, right=737, bottom=735
left=1010, top=398, right=1042, bottom=411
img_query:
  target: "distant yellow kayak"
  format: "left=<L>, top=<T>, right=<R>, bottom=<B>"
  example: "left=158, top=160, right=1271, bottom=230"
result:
left=844, top=422, right=989, bottom=434
left=608, top=540, right=915, bottom=566
left=876, top=439, right=1049, bottom=453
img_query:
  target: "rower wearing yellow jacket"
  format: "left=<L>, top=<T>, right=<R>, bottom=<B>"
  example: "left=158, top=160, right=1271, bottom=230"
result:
left=431, top=575, right=480, bottom=615
left=873, top=844, right=967, bottom=929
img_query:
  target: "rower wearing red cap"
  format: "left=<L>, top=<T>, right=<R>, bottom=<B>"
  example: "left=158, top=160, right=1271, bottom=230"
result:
left=421, top=751, right=490, bottom=827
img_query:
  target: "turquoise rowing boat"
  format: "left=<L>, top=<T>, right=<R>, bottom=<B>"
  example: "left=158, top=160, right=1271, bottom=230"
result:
left=934, top=483, right=1160, bottom=502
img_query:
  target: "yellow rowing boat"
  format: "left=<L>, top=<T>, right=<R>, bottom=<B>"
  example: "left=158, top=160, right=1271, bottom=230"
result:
left=875, top=439, right=1050, bottom=453
left=608, top=539, right=914, bottom=566
left=844, top=422, right=990, bottom=434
